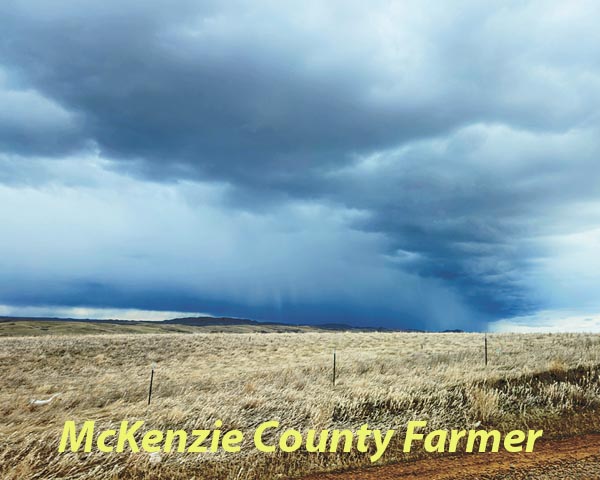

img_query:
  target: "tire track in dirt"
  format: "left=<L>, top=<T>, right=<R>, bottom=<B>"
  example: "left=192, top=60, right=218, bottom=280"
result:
left=301, top=433, right=600, bottom=479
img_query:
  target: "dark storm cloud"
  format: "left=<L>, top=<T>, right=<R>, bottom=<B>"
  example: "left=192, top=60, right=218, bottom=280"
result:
left=5, top=1, right=598, bottom=183
left=1, top=1, right=600, bottom=327
left=328, top=125, right=600, bottom=316
left=0, top=172, right=478, bottom=329
left=2, top=1, right=442, bottom=183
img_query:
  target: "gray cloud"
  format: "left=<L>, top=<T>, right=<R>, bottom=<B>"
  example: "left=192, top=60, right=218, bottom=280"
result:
left=1, top=1, right=600, bottom=328
left=0, top=69, right=85, bottom=156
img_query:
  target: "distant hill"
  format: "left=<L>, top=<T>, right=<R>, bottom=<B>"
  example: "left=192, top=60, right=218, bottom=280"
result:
left=0, top=315, right=412, bottom=337
left=164, top=316, right=396, bottom=331
left=164, top=316, right=277, bottom=327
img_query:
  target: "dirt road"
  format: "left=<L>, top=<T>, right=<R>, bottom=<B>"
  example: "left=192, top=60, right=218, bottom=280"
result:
left=302, top=433, right=600, bottom=479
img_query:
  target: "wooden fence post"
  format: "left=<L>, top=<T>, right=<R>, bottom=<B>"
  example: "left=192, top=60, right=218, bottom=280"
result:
left=333, top=349, right=336, bottom=386
left=147, top=366, right=154, bottom=405
left=484, top=333, right=488, bottom=367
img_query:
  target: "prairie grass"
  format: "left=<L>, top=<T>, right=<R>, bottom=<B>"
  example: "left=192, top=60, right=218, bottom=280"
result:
left=2, top=331, right=600, bottom=479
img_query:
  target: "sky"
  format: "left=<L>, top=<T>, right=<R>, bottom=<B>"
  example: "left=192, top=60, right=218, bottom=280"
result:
left=1, top=1, right=600, bottom=331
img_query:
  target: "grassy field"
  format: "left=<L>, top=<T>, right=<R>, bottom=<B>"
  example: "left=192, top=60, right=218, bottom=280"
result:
left=0, top=320, right=329, bottom=336
left=2, top=331, right=600, bottom=479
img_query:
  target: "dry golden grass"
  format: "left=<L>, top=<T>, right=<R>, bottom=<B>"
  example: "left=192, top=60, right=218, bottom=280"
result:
left=2, top=331, right=600, bottom=479
left=0, top=319, right=330, bottom=336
